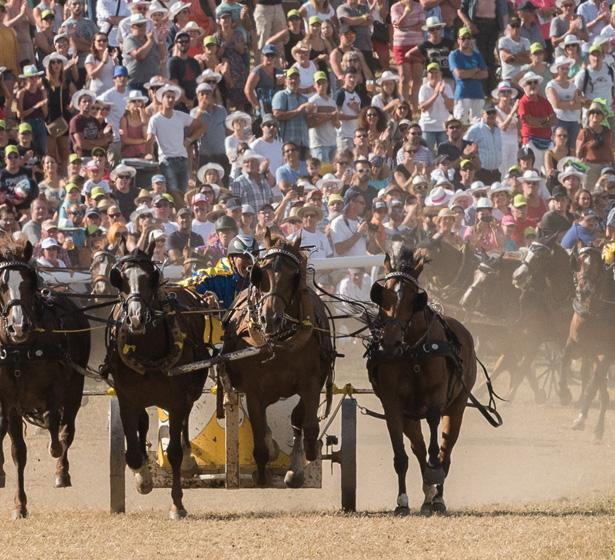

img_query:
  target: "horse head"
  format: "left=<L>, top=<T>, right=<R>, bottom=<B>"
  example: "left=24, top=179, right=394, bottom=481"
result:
left=459, top=250, right=502, bottom=311
left=110, top=242, right=161, bottom=335
left=90, top=250, right=117, bottom=296
left=370, top=247, right=428, bottom=356
left=573, top=245, right=604, bottom=301
left=512, top=239, right=553, bottom=291
left=0, top=236, right=37, bottom=345
left=251, top=230, right=305, bottom=336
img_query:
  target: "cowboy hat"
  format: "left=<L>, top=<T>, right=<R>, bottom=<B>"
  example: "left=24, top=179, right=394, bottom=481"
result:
left=205, top=204, right=226, bottom=222
left=110, top=164, right=137, bottom=181
left=425, top=186, right=454, bottom=207
left=297, top=204, right=323, bottom=221
left=225, top=111, right=252, bottom=130
left=133, top=188, right=152, bottom=206
left=19, top=64, right=43, bottom=79
left=448, top=190, right=473, bottom=210
left=155, top=84, right=183, bottom=102
left=519, top=71, right=544, bottom=87
left=42, top=53, right=68, bottom=69
left=491, top=80, right=517, bottom=100
left=197, top=162, right=225, bottom=183
left=126, top=89, right=148, bottom=103
left=197, top=68, right=223, bottom=84
left=71, top=89, right=96, bottom=110
left=550, top=56, right=575, bottom=73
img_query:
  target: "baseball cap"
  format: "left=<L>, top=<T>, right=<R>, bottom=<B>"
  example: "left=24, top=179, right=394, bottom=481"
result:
left=314, top=70, right=328, bottom=82
left=286, top=67, right=300, bottom=77
left=41, top=237, right=59, bottom=249
left=151, top=174, right=166, bottom=184
left=69, top=153, right=82, bottom=164
left=458, top=27, right=472, bottom=38
left=18, top=122, right=32, bottom=134
left=90, top=186, right=107, bottom=199
left=262, top=44, right=277, bottom=56
left=460, top=158, right=474, bottom=170
left=203, top=35, right=218, bottom=47
left=287, top=8, right=301, bottom=19
left=0, top=120, right=5, bottom=130
left=426, top=62, right=440, bottom=72
left=530, top=42, right=544, bottom=54
left=513, top=194, right=527, bottom=208
left=113, top=65, right=128, bottom=78
left=85, top=208, right=100, bottom=218
left=502, top=215, right=515, bottom=226
left=339, top=24, right=356, bottom=34
left=309, top=15, right=321, bottom=25
left=91, top=146, right=106, bottom=157
left=192, top=193, right=208, bottom=205
left=5, top=145, right=19, bottom=156
left=241, top=204, right=255, bottom=214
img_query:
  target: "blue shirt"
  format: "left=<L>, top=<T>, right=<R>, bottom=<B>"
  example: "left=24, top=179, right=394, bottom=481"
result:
left=448, top=49, right=487, bottom=100
left=275, top=161, right=308, bottom=187
left=561, top=223, right=596, bottom=249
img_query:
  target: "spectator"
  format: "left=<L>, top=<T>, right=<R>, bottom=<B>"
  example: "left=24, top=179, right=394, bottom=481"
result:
left=167, top=207, right=204, bottom=263
left=85, top=33, right=118, bottom=96
left=337, top=0, right=376, bottom=72
left=561, top=208, right=601, bottom=248
left=231, top=150, right=274, bottom=211
left=250, top=114, right=285, bottom=178
left=244, top=45, right=283, bottom=120
left=576, top=101, right=614, bottom=187
left=62, top=0, right=99, bottom=87
left=464, top=102, right=502, bottom=183
left=498, top=18, right=531, bottom=83
left=330, top=190, right=375, bottom=256
left=550, top=0, right=588, bottom=55
left=21, top=198, right=48, bottom=245
left=192, top=81, right=228, bottom=171
left=418, top=62, right=454, bottom=151
left=168, top=31, right=202, bottom=111
left=123, top=13, right=166, bottom=92
left=37, top=237, right=67, bottom=267
left=295, top=203, right=332, bottom=259
left=335, top=69, right=362, bottom=152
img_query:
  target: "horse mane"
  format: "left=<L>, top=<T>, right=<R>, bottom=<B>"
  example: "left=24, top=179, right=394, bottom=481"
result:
left=0, top=234, right=29, bottom=263
left=391, top=244, right=421, bottom=275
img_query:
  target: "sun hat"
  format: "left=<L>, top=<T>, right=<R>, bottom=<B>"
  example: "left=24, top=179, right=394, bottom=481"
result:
left=529, top=42, right=544, bottom=54
left=144, top=76, right=166, bottom=90
left=85, top=159, right=100, bottom=171
left=169, top=1, right=190, bottom=19
left=196, top=83, right=214, bottom=95
left=558, top=167, right=587, bottom=183
left=502, top=214, right=516, bottom=226
left=155, top=84, right=182, bottom=102
left=513, top=194, right=527, bottom=208
left=225, top=110, right=251, bottom=130
left=42, top=52, right=67, bottom=69
left=197, top=162, right=225, bottom=183
left=240, top=149, right=264, bottom=164
left=519, top=71, right=543, bottom=87
left=19, top=64, right=43, bottom=79
left=588, top=101, right=606, bottom=115
left=435, top=177, right=454, bottom=189
left=470, top=180, right=487, bottom=193
left=127, top=89, right=148, bottom=103
left=563, top=34, right=581, bottom=47
left=197, top=68, right=223, bottom=84
left=422, top=16, right=446, bottom=31
left=317, top=173, right=343, bottom=190
left=133, top=188, right=152, bottom=205
left=425, top=186, right=454, bottom=207
left=328, top=193, right=344, bottom=205
left=110, top=164, right=137, bottom=181
left=297, top=204, right=323, bottom=221
left=41, top=237, right=59, bottom=249
left=557, top=156, right=587, bottom=173
left=435, top=207, right=456, bottom=220
left=42, top=219, right=58, bottom=231
left=521, top=170, right=542, bottom=182
left=148, top=1, right=168, bottom=16
left=128, top=13, right=148, bottom=25
left=377, top=71, right=400, bottom=86
left=550, top=56, right=575, bottom=73
left=448, top=190, right=473, bottom=210
left=71, top=89, right=96, bottom=110
left=181, top=21, right=204, bottom=35
left=476, top=197, right=493, bottom=209
left=491, top=80, right=518, bottom=99
left=489, top=182, right=510, bottom=196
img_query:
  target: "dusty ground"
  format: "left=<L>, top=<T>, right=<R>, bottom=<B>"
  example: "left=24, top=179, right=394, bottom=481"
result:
left=1, top=341, right=615, bottom=559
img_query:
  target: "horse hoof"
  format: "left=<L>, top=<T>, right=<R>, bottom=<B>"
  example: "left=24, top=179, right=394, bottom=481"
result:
left=284, top=469, right=305, bottom=489
left=251, top=469, right=271, bottom=487
left=419, top=502, right=433, bottom=516
left=423, top=466, right=446, bottom=486
left=55, top=473, right=72, bottom=488
left=48, top=441, right=63, bottom=459
left=394, top=505, right=410, bottom=517
left=168, top=507, right=188, bottom=521
left=134, top=465, right=153, bottom=495
left=571, top=415, right=585, bottom=431
left=559, top=388, right=572, bottom=407
left=11, top=507, right=27, bottom=521
left=180, top=454, right=198, bottom=477
left=535, top=389, right=547, bottom=405
left=432, top=498, right=447, bottom=515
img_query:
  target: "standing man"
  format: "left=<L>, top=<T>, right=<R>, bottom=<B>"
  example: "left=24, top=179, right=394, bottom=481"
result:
left=307, top=71, right=339, bottom=164
left=99, top=66, right=130, bottom=165
left=123, top=13, right=166, bottom=93
left=337, top=0, right=375, bottom=71
left=254, top=0, right=286, bottom=50
left=330, top=190, right=375, bottom=256
left=168, top=31, right=202, bottom=112
left=191, top=82, right=228, bottom=171
left=448, top=27, right=488, bottom=125
left=250, top=114, right=284, bottom=177
left=335, top=69, right=363, bottom=153
left=147, top=84, right=205, bottom=207
left=498, top=17, right=531, bottom=83
left=464, top=102, right=502, bottom=183
left=231, top=150, right=275, bottom=211
left=62, top=0, right=99, bottom=88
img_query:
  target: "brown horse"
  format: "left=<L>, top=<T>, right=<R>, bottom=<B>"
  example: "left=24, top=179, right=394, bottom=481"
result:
left=222, top=232, right=335, bottom=487
left=367, top=247, right=477, bottom=515
left=0, top=236, right=90, bottom=519
left=563, top=246, right=613, bottom=439
left=106, top=243, right=212, bottom=519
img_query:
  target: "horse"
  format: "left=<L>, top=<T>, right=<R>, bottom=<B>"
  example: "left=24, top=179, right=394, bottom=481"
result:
left=562, top=246, right=614, bottom=439
left=0, top=235, right=90, bottom=519
left=222, top=232, right=335, bottom=487
left=367, top=247, right=477, bottom=515
left=105, top=241, right=212, bottom=519
left=508, top=237, right=575, bottom=401
left=90, top=249, right=117, bottom=297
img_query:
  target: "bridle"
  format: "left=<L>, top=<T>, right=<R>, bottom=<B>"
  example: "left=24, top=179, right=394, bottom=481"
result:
left=0, top=261, right=38, bottom=339
left=90, top=250, right=116, bottom=293
left=254, top=248, right=301, bottom=311
left=114, top=255, right=161, bottom=328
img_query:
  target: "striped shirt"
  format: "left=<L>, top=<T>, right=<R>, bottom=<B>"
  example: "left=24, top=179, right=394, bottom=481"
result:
left=231, top=172, right=274, bottom=212
left=391, top=1, right=426, bottom=47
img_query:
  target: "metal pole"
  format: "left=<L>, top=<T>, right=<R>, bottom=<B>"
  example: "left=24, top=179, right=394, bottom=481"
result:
left=218, top=365, right=240, bottom=488
left=109, top=397, right=126, bottom=513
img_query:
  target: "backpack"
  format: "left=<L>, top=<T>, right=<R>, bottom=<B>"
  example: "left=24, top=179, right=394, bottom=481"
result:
left=581, top=64, right=615, bottom=95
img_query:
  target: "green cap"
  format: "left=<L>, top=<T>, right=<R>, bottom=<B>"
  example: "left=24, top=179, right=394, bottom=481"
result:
left=458, top=27, right=472, bottom=38
left=41, top=9, right=54, bottom=18
left=287, top=8, right=301, bottom=19
left=426, top=62, right=441, bottom=72
left=286, top=67, right=300, bottom=77
left=313, top=70, right=328, bottom=82
left=203, top=35, right=217, bottom=47
left=18, top=122, right=32, bottom=134
left=90, top=186, right=107, bottom=199
left=162, top=193, right=175, bottom=205
left=65, top=181, right=80, bottom=192
left=69, top=153, right=82, bottom=163
left=530, top=42, right=544, bottom=54
left=309, top=15, right=321, bottom=25
left=589, top=43, right=603, bottom=55
left=460, top=158, right=474, bottom=169
left=5, top=144, right=18, bottom=156
left=524, top=226, right=537, bottom=237
left=513, top=194, right=527, bottom=208
left=0, top=119, right=6, bottom=130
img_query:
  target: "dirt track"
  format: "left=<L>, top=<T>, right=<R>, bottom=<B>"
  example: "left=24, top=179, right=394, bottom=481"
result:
left=1, top=345, right=615, bottom=558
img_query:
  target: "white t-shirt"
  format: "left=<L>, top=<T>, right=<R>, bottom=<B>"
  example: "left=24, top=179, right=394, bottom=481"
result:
left=147, top=110, right=194, bottom=160
left=574, top=64, right=614, bottom=105
left=296, top=228, right=332, bottom=260
left=497, top=36, right=531, bottom=81
left=337, top=273, right=371, bottom=302
left=250, top=137, right=284, bottom=174
left=85, top=54, right=116, bottom=95
left=330, top=214, right=367, bottom=256
left=99, top=86, right=129, bottom=142
left=308, top=93, right=337, bottom=148
left=335, top=88, right=361, bottom=139
left=191, top=219, right=215, bottom=242
left=545, top=79, right=581, bottom=122
left=418, top=82, right=453, bottom=132
left=292, top=61, right=318, bottom=91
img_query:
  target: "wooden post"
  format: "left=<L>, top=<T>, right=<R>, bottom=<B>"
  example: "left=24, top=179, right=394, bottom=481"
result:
left=109, top=397, right=126, bottom=513
left=218, top=365, right=240, bottom=489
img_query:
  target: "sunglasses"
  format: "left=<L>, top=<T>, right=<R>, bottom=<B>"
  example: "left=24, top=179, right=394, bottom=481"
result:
left=526, top=80, right=539, bottom=85
left=263, top=122, right=277, bottom=128
left=117, top=174, right=131, bottom=179
left=108, top=212, right=122, bottom=218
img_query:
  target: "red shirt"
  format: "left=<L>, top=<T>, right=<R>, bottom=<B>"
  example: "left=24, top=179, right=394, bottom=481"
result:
left=518, top=94, right=554, bottom=144
left=526, top=197, right=547, bottom=225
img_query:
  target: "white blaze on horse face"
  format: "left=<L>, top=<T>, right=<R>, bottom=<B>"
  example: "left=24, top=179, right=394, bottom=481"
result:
left=5, top=271, right=27, bottom=341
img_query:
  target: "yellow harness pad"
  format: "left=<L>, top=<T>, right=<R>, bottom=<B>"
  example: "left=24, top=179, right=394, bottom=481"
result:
left=203, top=315, right=224, bottom=345
left=603, top=242, right=615, bottom=266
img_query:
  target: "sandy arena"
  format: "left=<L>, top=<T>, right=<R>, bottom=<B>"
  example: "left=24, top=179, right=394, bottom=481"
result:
left=1, top=344, right=615, bottom=559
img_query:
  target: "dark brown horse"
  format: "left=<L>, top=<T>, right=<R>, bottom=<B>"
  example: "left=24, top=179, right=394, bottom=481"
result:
left=0, top=236, right=90, bottom=519
left=222, top=232, right=334, bottom=487
left=106, top=243, right=212, bottom=519
left=367, top=247, right=477, bottom=515
left=563, top=246, right=613, bottom=439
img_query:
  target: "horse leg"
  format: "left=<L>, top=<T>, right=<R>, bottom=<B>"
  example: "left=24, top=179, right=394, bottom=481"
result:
left=285, top=400, right=305, bottom=488
left=404, top=418, right=433, bottom=515
left=572, top=360, right=599, bottom=432
left=575, top=357, right=592, bottom=408
left=593, top=358, right=609, bottom=441
left=423, top=407, right=445, bottom=502
left=55, top=376, right=84, bottom=488
left=180, top=415, right=198, bottom=475
left=384, top=409, right=409, bottom=516
left=558, top=343, right=574, bottom=406
left=301, top=381, right=321, bottom=462
left=167, top=408, right=188, bottom=520
left=245, top=395, right=270, bottom=486
left=8, top=413, right=27, bottom=519
left=119, top=402, right=152, bottom=495
left=0, top=406, right=7, bottom=489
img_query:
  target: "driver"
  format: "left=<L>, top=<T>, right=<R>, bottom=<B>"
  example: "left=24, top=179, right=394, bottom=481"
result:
left=182, top=234, right=260, bottom=309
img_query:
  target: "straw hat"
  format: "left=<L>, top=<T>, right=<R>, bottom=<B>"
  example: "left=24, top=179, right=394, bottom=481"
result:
left=297, top=204, right=324, bottom=221
left=225, top=111, right=252, bottom=130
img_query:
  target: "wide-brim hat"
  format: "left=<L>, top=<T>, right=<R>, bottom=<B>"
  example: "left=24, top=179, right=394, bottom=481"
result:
left=42, top=53, right=68, bottom=69
left=448, top=190, right=473, bottom=210
left=435, top=207, right=456, bottom=220
left=197, top=162, right=225, bottom=183
left=127, top=89, right=148, bottom=103
left=489, top=182, right=511, bottom=196
left=519, top=71, right=544, bottom=87
left=558, top=168, right=587, bottom=183
left=19, top=64, right=44, bottom=79
left=491, top=81, right=517, bottom=100
left=110, top=163, right=137, bottom=181
left=133, top=188, right=152, bottom=206
left=155, top=84, right=183, bottom=102
left=550, top=56, right=575, bottom=74
left=422, top=16, right=446, bottom=31
left=225, top=111, right=252, bottom=130
left=425, top=186, right=454, bottom=207
left=316, top=173, right=343, bottom=190
left=169, top=1, right=190, bottom=19
left=557, top=156, right=587, bottom=173
left=128, top=13, right=149, bottom=26
left=240, top=150, right=265, bottom=164
left=181, top=21, right=204, bottom=35
left=197, top=69, right=223, bottom=84
left=377, top=70, right=400, bottom=85
left=206, top=204, right=226, bottom=222
left=71, top=89, right=96, bottom=110
left=297, top=204, right=323, bottom=221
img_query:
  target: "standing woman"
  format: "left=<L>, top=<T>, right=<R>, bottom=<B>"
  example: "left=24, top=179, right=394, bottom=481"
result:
left=85, top=32, right=117, bottom=95
left=577, top=102, right=614, bottom=187
left=43, top=52, right=72, bottom=174
left=372, top=71, right=401, bottom=116
left=417, top=62, right=453, bottom=151
left=34, top=9, right=56, bottom=64
left=15, top=65, right=48, bottom=156
left=119, top=90, right=150, bottom=159
left=303, top=17, right=333, bottom=73
left=4, top=0, right=36, bottom=66
left=390, top=0, right=425, bottom=112
left=215, top=10, right=249, bottom=110
left=545, top=56, right=583, bottom=152
left=492, top=80, right=520, bottom=176
left=544, top=126, right=572, bottom=190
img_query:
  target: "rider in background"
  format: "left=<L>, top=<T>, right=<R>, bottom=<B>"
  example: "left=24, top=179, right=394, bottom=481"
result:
left=182, top=234, right=259, bottom=308
left=601, top=207, right=615, bottom=265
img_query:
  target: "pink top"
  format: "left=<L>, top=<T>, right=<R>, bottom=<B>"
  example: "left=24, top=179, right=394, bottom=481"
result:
left=391, top=1, right=426, bottom=47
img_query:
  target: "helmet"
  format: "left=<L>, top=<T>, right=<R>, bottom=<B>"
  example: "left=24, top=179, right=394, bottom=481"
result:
left=227, top=234, right=259, bottom=256
left=214, top=215, right=238, bottom=232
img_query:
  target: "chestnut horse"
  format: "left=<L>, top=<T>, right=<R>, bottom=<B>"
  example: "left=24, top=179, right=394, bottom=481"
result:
left=0, top=236, right=90, bottom=519
left=105, top=244, right=212, bottom=519
left=563, top=247, right=614, bottom=439
left=222, top=233, right=335, bottom=487
left=367, top=248, right=477, bottom=515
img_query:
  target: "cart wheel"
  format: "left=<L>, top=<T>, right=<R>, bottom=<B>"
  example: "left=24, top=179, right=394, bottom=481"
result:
left=340, top=398, right=357, bottom=512
left=109, top=396, right=126, bottom=514
left=533, top=340, right=563, bottom=400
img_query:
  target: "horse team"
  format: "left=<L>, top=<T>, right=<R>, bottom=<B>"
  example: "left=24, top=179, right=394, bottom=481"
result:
left=0, top=231, right=603, bottom=520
